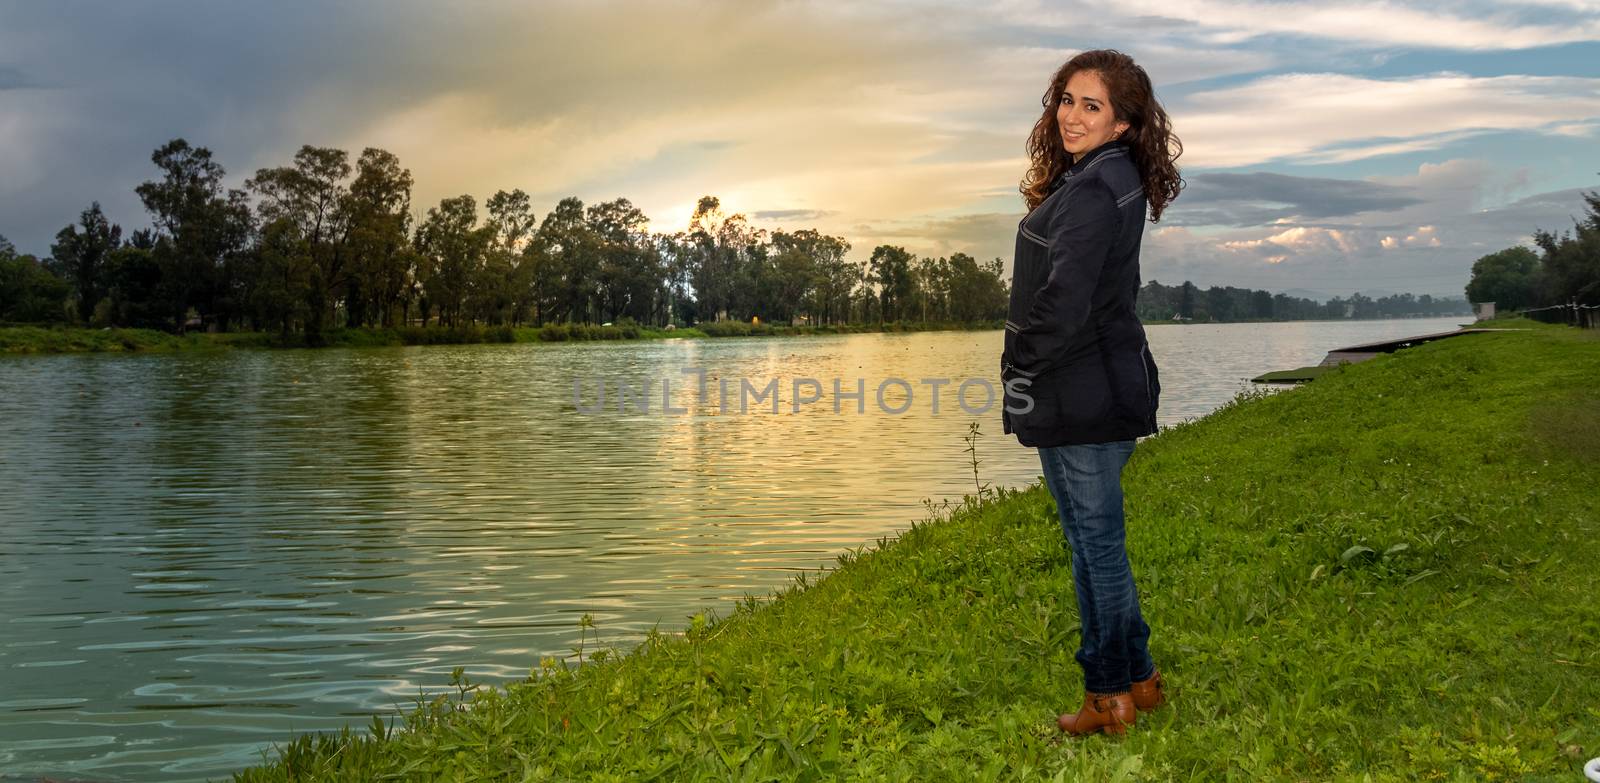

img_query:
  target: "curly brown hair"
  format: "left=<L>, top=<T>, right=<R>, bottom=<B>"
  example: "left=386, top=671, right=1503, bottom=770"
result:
left=1021, top=49, right=1184, bottom=222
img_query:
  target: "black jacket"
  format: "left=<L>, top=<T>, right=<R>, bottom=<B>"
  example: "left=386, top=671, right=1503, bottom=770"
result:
left=1000, top=139, right=1160, bottom=447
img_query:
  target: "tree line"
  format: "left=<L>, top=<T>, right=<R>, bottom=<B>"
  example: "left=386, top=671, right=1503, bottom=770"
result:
left=0, top=139, right=1011, bottom=337
left=1134, top=281, right=1469, bottom=323
left=12, top=137, right=1558, bottom=336
left=1465, top=187, right=1600, bottom=312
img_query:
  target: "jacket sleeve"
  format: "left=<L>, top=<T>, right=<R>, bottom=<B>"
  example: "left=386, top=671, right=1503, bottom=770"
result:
left=1006, top=178, right=1120, bottom=378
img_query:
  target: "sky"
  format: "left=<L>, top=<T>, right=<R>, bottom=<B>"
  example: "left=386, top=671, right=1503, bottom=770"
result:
left=1, top=0, right=1597, bottom=300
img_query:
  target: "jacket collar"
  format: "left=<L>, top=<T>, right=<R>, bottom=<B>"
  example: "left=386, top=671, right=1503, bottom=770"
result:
left=1060, top=139, right=1130, bottom=182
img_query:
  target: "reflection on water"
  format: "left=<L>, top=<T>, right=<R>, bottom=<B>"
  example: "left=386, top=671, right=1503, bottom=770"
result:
left=0, top=317, right=1464, bottom=781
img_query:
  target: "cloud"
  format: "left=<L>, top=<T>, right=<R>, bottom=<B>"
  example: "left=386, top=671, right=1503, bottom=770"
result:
left=1175, top=73, right=1600, bottom=167
left=1139, top=175, right=1598, bottom=296
left=854, top=212, right=1021, bottom=266
left=1548, top=121, right=1600, bottom=137
left=0, top=0, right=1044, bottom=253
left=750, top=209, right=839, bottom=222
left=1224, top=226, right=1367, bottom=255
left=1498, top=0, right=1600, bottom=12
left=1380, top=225, right=1441, bottom=249
left=1100, top=0, right=1600, bottom=50
left=1169, top=171, right=1424, bottom=226
left=0, top=0, right=1323, bottom=254
left=986, top=42, right=1279, bottom=91
left=975, top=0, right=1600, bottom=50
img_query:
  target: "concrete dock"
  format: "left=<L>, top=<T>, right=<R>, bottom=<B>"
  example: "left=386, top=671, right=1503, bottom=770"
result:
left=1251, top=327, right=1516, bottom=384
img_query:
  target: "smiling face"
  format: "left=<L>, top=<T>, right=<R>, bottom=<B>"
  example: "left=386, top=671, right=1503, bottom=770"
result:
left=1056, top=69, right=1131, bottom=163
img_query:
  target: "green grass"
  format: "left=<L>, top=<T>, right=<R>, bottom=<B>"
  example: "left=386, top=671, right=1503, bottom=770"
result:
left=231, top=323, right=1599, bottom=781
left=1250, top=364, right=1337, bottom=383
left=0, top=325, right=279, bottom=353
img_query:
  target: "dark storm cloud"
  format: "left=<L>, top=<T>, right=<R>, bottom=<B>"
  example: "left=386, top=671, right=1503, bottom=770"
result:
left=1165, top=172, right=1426, bottom=227
left=0, top=0, right=962, bottom=254
left=0, top=2, right=391, bottom=252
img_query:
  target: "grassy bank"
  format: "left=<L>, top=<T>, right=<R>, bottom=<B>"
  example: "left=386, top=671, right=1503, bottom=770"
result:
left=0, top=320, right=1004, bottom=354
left=232, top=324, right=1599, bottom=781
left=0, top=325, right=280, bottom=353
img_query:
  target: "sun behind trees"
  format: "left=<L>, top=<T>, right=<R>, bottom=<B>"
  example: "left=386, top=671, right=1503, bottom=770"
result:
left=15, top=138, right=1573, bottom=339
left=0, top=139, right=1012, bottom=339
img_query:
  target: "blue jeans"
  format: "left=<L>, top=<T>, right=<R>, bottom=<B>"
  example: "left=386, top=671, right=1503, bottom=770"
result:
left=1038, top=440, right=1155, bottom=693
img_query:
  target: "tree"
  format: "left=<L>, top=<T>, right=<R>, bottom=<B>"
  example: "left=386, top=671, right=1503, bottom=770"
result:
left=416, top=195, right=486, bottom=326
left=685, top=196, right=765, bottom=322
left=478, top=189, right=536, bottom=325
left=50, top=202, right=122, bottom=324
left=767, top=229, right=837, bottom=324
left=586, top=198, right=660, bottom=325
left=247, top=217, right=313, bottom=335
left=943, top=253, right=1008, bottom=322
left=1531, top=187, right=1600, bottom=306
left=1465, top=246, right=1541, bottom=311
left=656, top=232, right=697, bottom=326
left=719, top=214, right=766, bottom=321
left=246, top=146, right=353, bottom=336
left=101, top=234, right=165, bottom=329
left=1178, top=280, right=1197, bottom=320
left=797, top=232, right=855, bottom=326
left=686, top=197, right=726, bottom=321
left=344, top=148, right=414, bottom=327
left=1205, top=286, right=1236, bottom=322
left=531, top=197, right=598, bottom=323
left=0, top=237, right=71, bottom=323
left=136, top=139, right=254, bottom=331
left=1250, top=289, right=1274, bottom=320
left=1135, top=279, right=1172, bottom=322
left=868, top=244, right=915, bottom=323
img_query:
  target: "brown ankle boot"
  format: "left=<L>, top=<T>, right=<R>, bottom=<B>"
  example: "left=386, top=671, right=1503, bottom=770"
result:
left=1130, top=669, right=1166, bottom=712
left=1057, top=691, right=1136, bottom=736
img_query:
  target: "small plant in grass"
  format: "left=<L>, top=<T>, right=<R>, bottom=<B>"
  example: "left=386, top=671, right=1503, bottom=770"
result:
left=963, top=420, right=993, bottom=502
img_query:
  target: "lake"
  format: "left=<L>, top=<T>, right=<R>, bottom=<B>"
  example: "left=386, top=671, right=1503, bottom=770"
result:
left=0, top=316, right=1466, bottom=781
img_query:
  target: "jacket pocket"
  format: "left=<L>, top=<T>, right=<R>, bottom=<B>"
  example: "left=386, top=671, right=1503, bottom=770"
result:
left=1103, top=341, right=1159, bottom=429
left=1004, top=359, right=1112, bottom=445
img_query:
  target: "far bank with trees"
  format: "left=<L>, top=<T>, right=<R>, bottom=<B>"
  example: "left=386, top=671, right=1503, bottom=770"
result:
left=1, top=140, right=1011, bottom=346
left=12, top=139, right=1581, bottom=355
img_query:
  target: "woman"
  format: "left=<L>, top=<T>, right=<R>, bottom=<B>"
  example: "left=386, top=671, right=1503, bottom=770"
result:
left=999, top=49, right=1183, bottom=736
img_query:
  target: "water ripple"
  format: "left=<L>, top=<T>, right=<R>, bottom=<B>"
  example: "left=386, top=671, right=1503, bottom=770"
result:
left=0, top=318, right=1466, bottom=781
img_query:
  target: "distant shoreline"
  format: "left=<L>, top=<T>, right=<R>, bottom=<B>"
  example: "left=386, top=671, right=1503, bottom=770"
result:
left=1140, top=314, right=1470, bottom=326
left=0, top=315, right=1474, bottom=355
left=0, top=321, right=1003, bottom=354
